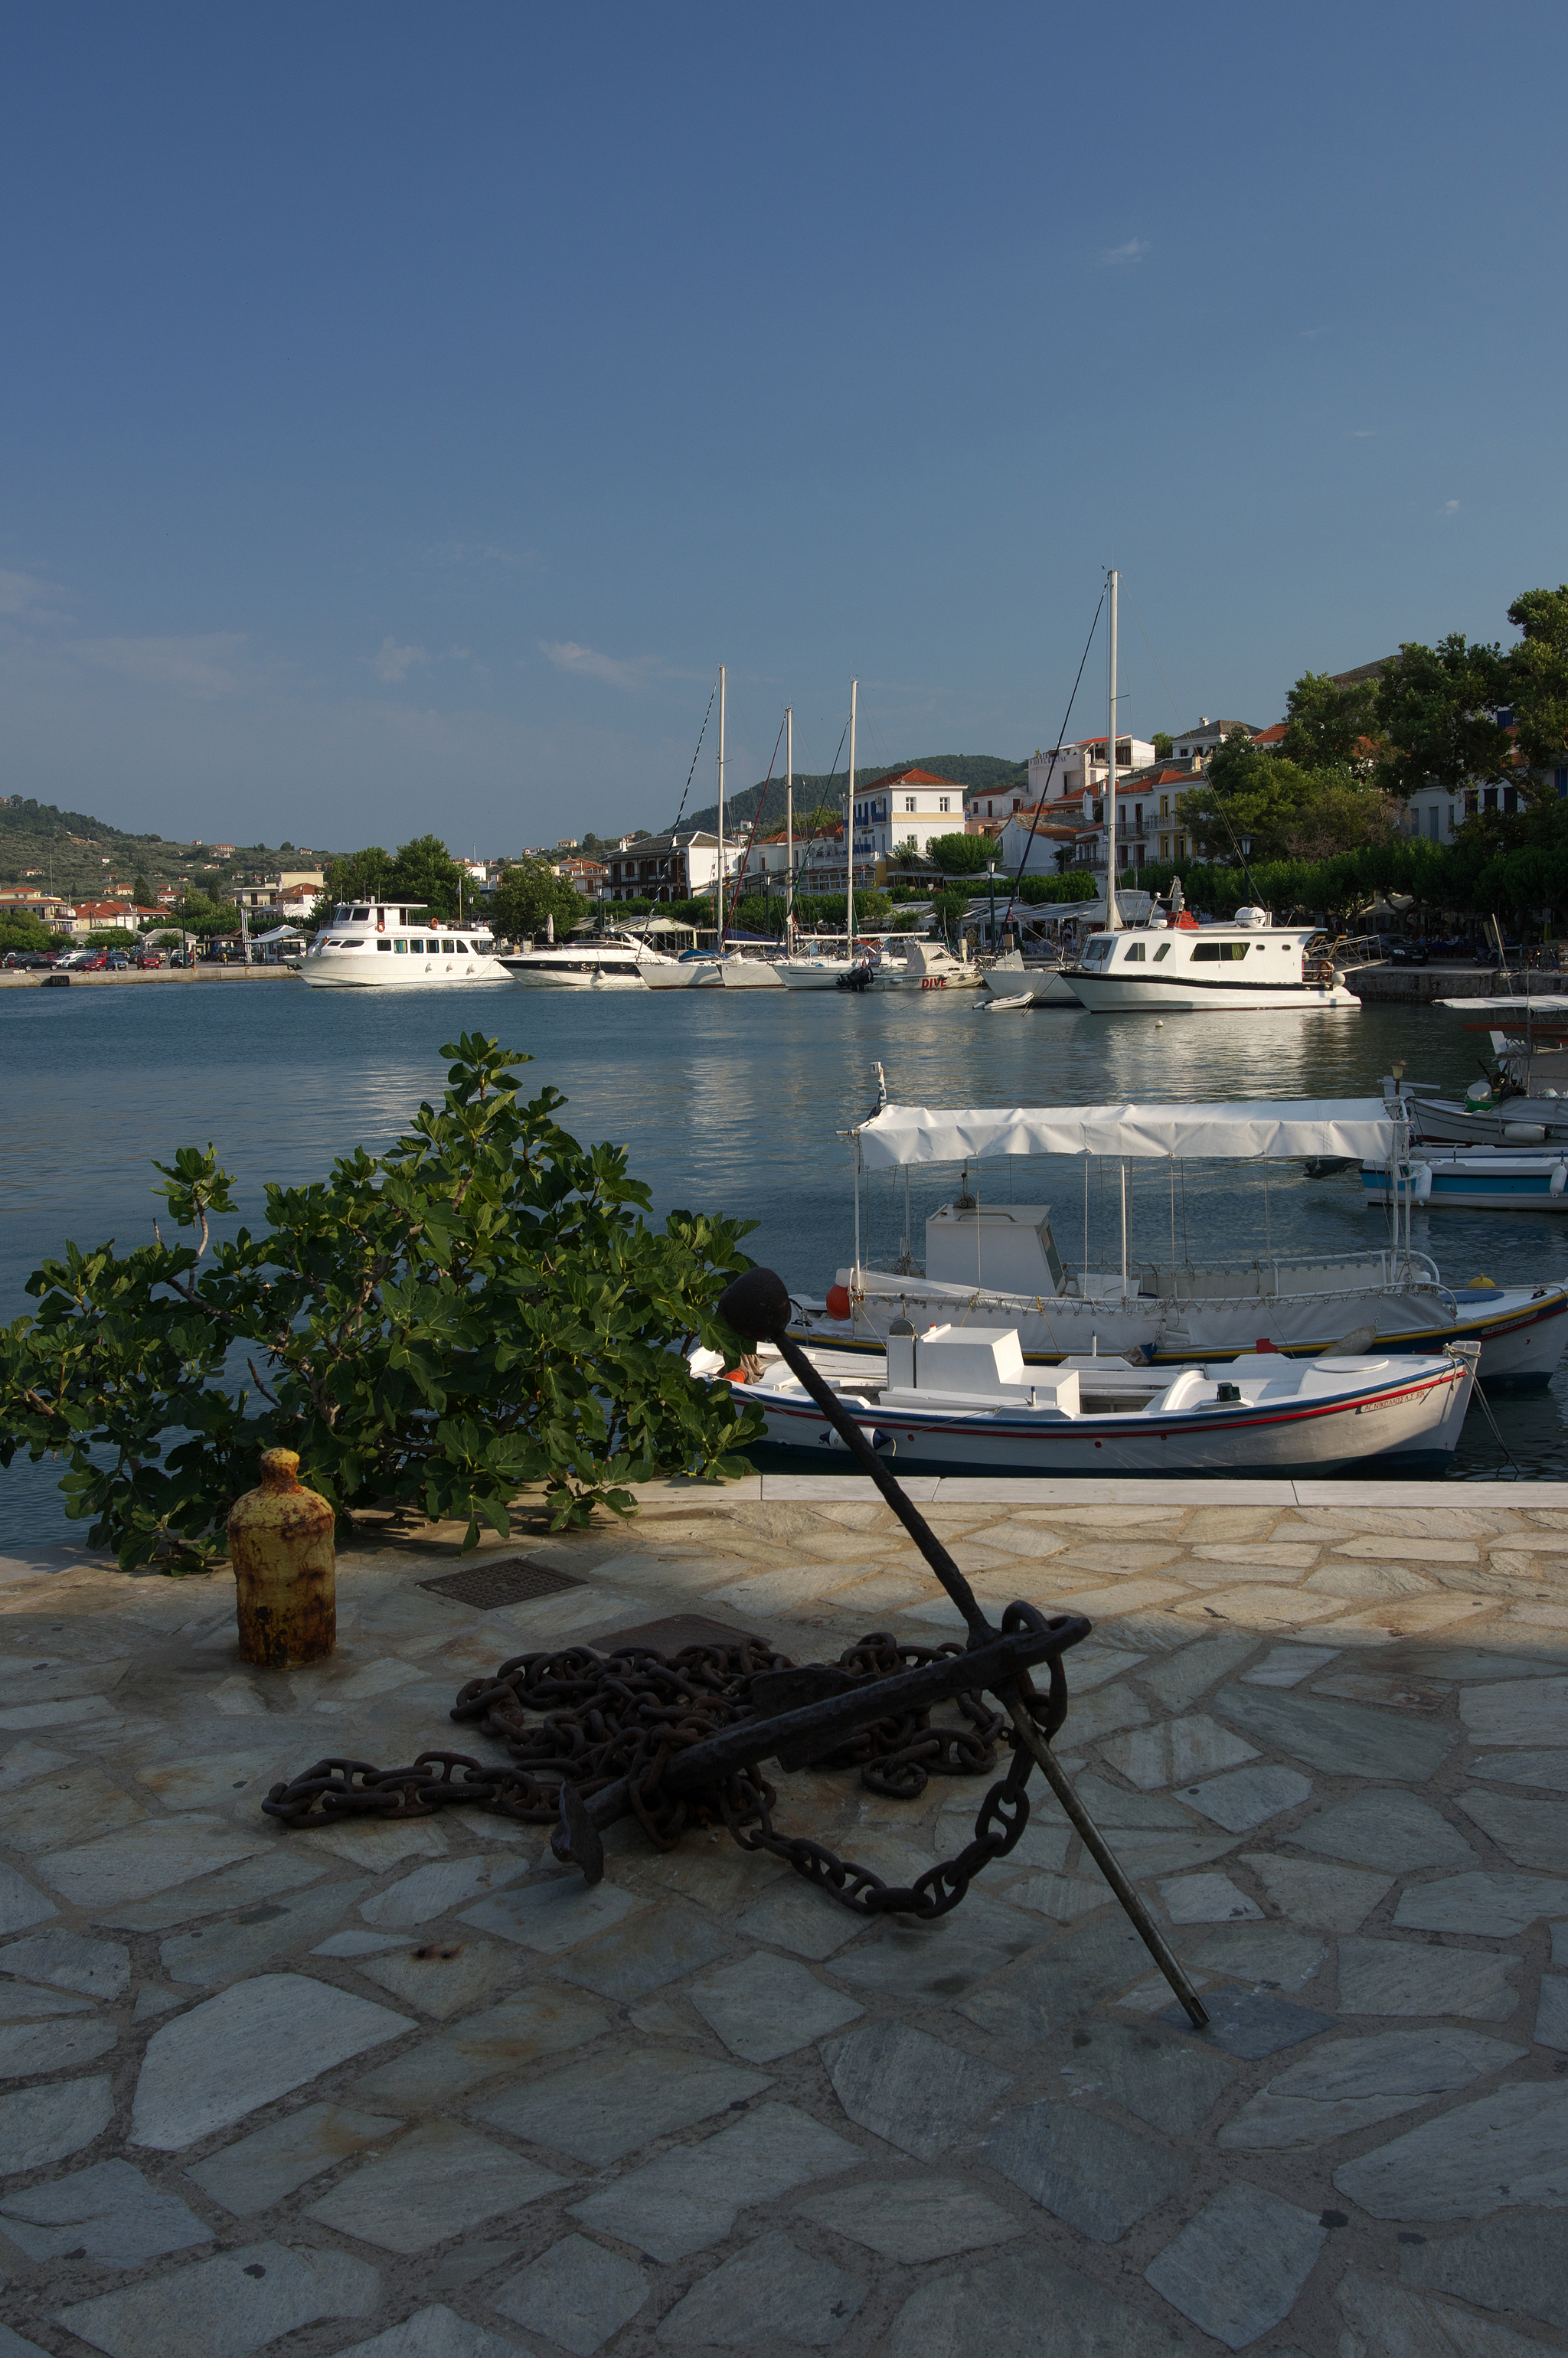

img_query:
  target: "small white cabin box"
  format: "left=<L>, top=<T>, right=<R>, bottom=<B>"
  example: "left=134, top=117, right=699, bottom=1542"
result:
left=924, top=1203, right=1065, bottom=1294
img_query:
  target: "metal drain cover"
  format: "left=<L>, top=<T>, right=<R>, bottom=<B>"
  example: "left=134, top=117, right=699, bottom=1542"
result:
left=419, top=1557, right=586, bottom=1611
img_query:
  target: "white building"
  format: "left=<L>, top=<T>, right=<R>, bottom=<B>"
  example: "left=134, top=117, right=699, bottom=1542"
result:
left=851, top=769, right=967, bottom=867
left=1024, top=736, right=1157, bottom=808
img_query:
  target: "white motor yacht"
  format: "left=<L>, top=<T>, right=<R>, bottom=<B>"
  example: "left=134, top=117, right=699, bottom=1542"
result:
left=500, top=930, right=682, bottom=988
left=300, top=901, right=510, bottom=988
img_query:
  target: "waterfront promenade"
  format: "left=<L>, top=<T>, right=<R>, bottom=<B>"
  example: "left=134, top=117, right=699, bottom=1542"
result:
left=1, top=1475, right=1564, bottom=2354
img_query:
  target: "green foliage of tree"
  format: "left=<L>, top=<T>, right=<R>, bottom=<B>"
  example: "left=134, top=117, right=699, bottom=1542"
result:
left=1505, top=586, right=1568, bottom=782
left=132, top=871, right=153, bottom=906
left=172, top=894, right=241, bottom=938
left=1278, top=671, right=1381, bottom=769
left=491, top=857, right=585, bottom=942
left=0, top=1035, right=763, bottom=1572
left=1151, top=733, right=1174, bottom=761
left=926, top=832, right=993, bottom=875
left=1374, top=635, right=1514, bottom=801
left=1178, top=728, right=1394, bottom=864
left=388, top=834, right=466, bottom=920
left=0, top=909, right=54, bottom=952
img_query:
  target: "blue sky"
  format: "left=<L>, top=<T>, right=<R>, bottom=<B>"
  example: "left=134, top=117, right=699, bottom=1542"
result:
left=3, top=2, right=1565, bottom=851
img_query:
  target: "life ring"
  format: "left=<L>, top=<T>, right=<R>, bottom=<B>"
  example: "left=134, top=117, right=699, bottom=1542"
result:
left=1315, top=957, right=1334, bottom=985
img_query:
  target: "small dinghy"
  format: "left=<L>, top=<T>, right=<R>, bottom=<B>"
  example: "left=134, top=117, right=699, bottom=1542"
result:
left=721, top=1322, right=1478, bottom=1477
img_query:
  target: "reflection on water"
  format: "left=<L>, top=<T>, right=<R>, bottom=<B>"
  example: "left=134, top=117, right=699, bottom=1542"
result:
left=3, top=977, right=1564, bottom=1545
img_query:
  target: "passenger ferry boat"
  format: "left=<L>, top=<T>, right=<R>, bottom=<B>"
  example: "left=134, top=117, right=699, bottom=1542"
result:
left=1067, top=906, right=1359, bottom=1012
left=299, top=900, right=509, bottom=988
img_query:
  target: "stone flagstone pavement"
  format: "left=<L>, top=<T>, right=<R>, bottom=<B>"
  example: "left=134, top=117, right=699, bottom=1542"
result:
left=1, top=1471, right=1567, bottom=2355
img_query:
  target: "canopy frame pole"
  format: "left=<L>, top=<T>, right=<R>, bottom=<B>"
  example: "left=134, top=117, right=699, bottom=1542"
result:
left=853, top=1135, right=863, bottom=1291
left=1119, top=1158, right=1129, bottom=1305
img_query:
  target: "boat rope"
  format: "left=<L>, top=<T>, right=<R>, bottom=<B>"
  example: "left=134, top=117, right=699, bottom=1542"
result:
left=999, top=590, right=1104, bottom=936
left=1468, top=1373, right=1521, bottom=1475
left=723, top=713, right=787, bottom=944
left=665, top=682, right=717, bottom=844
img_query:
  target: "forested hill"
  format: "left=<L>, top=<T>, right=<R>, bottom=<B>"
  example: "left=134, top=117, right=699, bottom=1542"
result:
left=0, top=796, right=299, bottom=896
left=669, top=754, right=1027, bottom=838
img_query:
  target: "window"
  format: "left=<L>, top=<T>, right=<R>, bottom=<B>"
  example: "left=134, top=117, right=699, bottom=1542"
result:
left=352, top=907, right=371, bottom=922
left=453, top=940, right=470, bottom=955
left=393, top=939, right=407, bottom=954
left=1504, top=786, right=1519, bottom=814
left=1122, top=941, right=1145, bottom=962
left=1428, top=808, right=1439, bottom=841
left=1158, top=835, right=1170, bottom=860
left=1484, top=787, right=1498, bottom=811
left=1153, top=942, right=1171, bottom=962
left=1557, top=769, right=1568, bottom=801
left=939, top=796, right=950, bottom=813
left=904, top=797, right=916, bottom=812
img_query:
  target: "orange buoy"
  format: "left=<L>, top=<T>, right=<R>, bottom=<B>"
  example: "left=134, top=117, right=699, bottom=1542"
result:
left=825, top=1283, right=851, bottom=1321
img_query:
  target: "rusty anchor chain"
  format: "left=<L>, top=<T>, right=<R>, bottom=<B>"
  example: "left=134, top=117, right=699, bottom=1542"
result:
left=262, top=1266, right=1208, bottom=2026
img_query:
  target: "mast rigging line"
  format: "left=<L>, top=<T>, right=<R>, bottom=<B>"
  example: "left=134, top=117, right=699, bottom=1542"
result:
left=1001, top=592, right=1106, bottom=936
left=724, top=714, right=788, bottom=940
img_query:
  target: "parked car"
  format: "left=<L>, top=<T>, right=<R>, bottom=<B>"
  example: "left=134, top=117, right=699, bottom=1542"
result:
left=133, top=949, right=165, bottom=968
left=166, top=949, right=195, bottom=968
left=76, top=952, right=109, bottom=972
left=2, top=950, right=55, bottom=970
left=106, top=952, right=130, bottom=970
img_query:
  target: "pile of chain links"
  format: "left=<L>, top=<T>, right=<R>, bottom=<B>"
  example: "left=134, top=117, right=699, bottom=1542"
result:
left=263, top=1630, right=1042, bottom=1920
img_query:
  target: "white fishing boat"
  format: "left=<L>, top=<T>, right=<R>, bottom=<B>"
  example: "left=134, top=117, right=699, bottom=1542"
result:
left=499, top=929, right=681, bottom=989
left=1365, top=1145, right=1568, bottom=1214
left=790, top=1092, right=1568, bottom=1386
left=1067, top=907, right=1359, bottom=1013
left=300, top=900, right=510, bottom=988
left=724, top=1326, right=1478, bottom=1478
left=641, top=948, right=723, bottom=991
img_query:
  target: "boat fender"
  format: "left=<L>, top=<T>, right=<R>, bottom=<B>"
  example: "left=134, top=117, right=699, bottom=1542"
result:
left=825, top=1283, right=852, bottom=1321
left=1504, top=1122, right=1548, bottom=1144
left=1321, top=1323, right=1380, bottom=1356
left=1553, top=1164, right=1568, bottom=1198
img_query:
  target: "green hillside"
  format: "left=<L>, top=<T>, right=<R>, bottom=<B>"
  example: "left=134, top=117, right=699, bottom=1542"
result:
left=0, top=796, right=314, bottom=900
left=669, top=754, right=1027, bottom=838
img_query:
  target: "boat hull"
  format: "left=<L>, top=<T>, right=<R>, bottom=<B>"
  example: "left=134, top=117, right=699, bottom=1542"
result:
left=1067, top=972, right=1360, bottom=1013
left=1365, top=1158, right=1568, bottom=1213
left=299, top=955, right=511, bottom=988
left=731, top=1357, right=1474, bottom=1478
left=792, top=1275, right=1568, bottom=1390
left=982, top=967, right=1079, bottom=1005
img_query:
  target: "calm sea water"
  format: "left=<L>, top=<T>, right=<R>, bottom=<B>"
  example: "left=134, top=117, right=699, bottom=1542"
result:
left=4, top=975, right=1566, bottom=1546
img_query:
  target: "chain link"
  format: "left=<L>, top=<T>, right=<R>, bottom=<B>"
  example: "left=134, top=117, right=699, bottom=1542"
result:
left=263, top=1630, right=1034, bottom=1912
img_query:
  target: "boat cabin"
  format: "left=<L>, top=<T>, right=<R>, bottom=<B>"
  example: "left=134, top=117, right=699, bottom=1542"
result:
left=313, top=900, right=495, bottom=957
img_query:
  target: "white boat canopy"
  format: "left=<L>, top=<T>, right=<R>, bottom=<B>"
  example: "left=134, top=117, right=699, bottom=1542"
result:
left=854, top=1098, right=1400, bottom=1166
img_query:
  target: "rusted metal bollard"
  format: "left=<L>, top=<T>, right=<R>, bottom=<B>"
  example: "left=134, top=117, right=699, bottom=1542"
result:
left=227, top=1448, right=336, bottom=1667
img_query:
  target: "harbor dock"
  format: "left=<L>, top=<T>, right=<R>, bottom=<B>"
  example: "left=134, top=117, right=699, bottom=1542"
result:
left=2, top=1473, right=1562, bottom=2356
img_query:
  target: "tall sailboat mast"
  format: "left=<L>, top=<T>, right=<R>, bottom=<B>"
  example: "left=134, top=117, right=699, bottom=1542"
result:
left=846, top=678, right=858, bottom=949
left=1105, top=569, right=1122, bottom=933
left=785, top=704, right=794, bottom=952
left=717, top=662, right=726, bottom=950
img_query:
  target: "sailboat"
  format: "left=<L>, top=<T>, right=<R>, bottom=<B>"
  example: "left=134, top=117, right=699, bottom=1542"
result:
left=776, top=681, right=898, bottom=989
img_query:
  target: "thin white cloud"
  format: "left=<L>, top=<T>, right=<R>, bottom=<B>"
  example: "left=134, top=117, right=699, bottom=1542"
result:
left=77, top=633, right=246, bottom=697
left=540, top=638, right=660, bottom=691
left=370, top=637, right=429, bottom=683
left=0, top=567, right=57, bottom=616
left=1350, top=428, right=1375, bottom=438
left=1098, top=238, right=1150, bottom=266
left=1440, top=499, right=1460, bottom=515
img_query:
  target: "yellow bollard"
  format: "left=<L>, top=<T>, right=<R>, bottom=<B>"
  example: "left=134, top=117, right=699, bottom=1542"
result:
left=227, top=1448, right=336, bottom=1667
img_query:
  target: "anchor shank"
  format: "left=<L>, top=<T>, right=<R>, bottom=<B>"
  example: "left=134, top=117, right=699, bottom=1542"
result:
left=1002, top=1697, right=1210, bottom=2030
left=767, top=1326, right=994, bottom=1645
